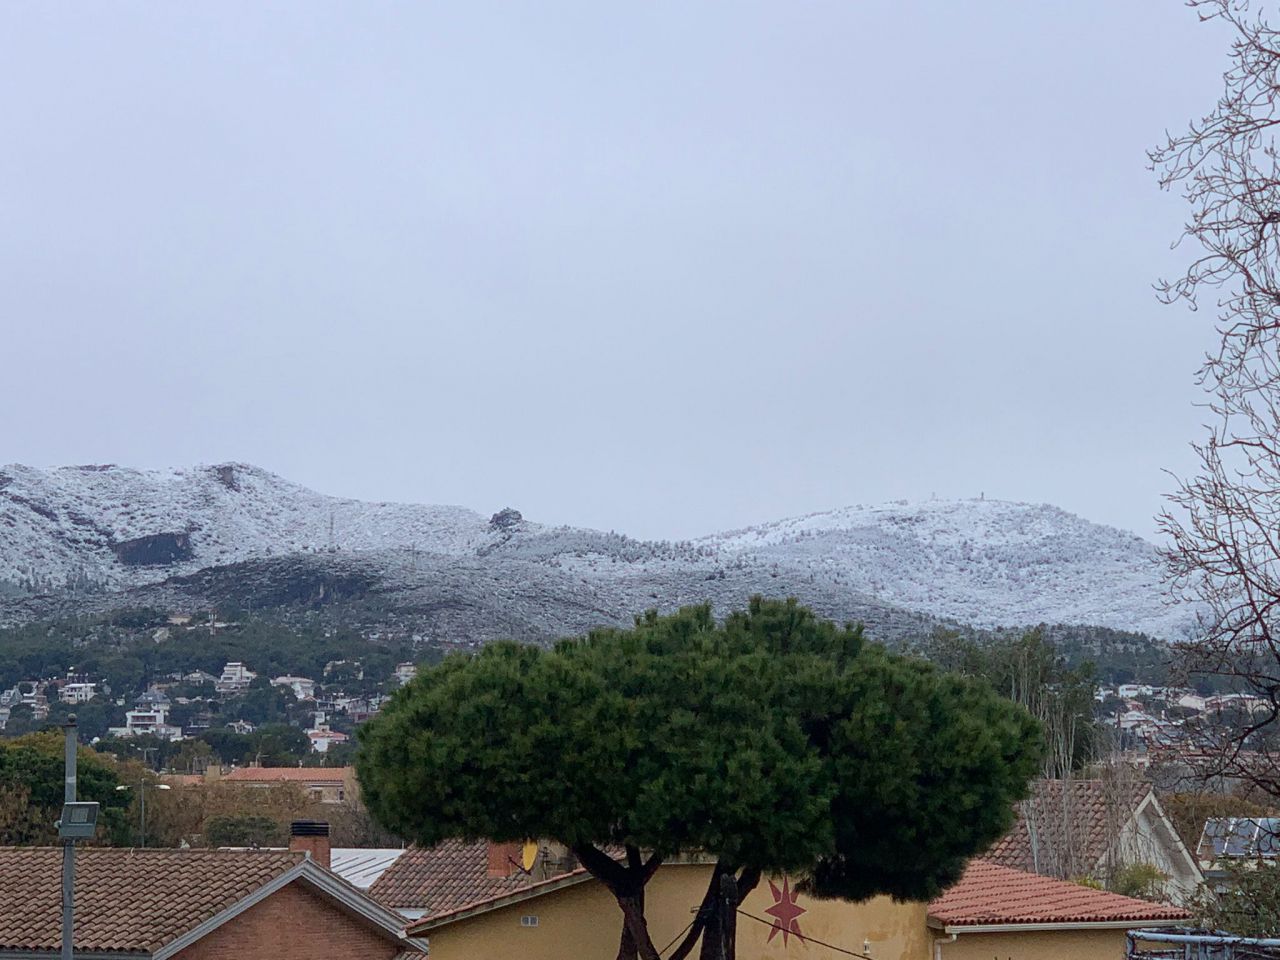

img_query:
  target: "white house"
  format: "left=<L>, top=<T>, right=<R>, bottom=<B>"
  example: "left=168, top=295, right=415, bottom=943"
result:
left=107, top=689, right=183, bottom=741
left=394, top=663, right=417, bottom=686
left=307, top=722, right=350, bottom=753
left=271, top=676, right=317, bottom=700
left=217, top=662, right=257, bottom=693
left=59, top=682, right=96, bottom=705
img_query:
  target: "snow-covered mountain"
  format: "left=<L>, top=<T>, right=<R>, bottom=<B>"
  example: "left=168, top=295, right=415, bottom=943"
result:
left=0, top=462, right=1189, bottom=639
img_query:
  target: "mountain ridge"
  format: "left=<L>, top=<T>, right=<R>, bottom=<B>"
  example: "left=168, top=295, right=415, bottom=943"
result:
left=0, top=462, right=1190, bottom=640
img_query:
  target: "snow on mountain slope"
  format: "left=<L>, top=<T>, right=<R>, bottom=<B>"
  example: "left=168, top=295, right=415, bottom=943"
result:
left=0, top=464, right=1189, bottom=637
left=699, top=499, right=1187, bottom=638
left=0, top=462, right=498, bottom=590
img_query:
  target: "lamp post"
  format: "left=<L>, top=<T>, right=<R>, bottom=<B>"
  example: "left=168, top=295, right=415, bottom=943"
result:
left=56, top=716, right=99, bottom=960
left=116, top=778, right=170, bottom=848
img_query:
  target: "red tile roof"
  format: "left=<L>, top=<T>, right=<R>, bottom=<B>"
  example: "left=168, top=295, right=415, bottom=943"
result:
left=367, top=839, right=547, bottom=915
left=0, top=847, right=303, bottom=953
left=985, top=779, right=1153, bottom=877
left=222, top=766, right=350, bottom=783
left=927, top=860, right=1192, bottom=928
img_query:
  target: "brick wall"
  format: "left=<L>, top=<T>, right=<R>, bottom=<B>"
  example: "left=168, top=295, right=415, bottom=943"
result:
left=175, top=879, right=406, bottom=960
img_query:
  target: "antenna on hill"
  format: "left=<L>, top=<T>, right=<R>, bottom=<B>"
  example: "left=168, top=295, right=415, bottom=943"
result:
left=328, top=509, right=336, bottom=552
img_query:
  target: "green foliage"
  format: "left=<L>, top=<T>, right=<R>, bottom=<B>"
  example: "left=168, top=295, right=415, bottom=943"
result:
left=204, top=813, right=284, bottom=848
left=912, top=626, right=1099, bottom=775
left=44, top=699, right=125, bottom=742
left=0, top=732, right=130, bottom=844
left=358, top=598, right=1042, bottom=957
left=1110, top=862, right=1166, bottom=901
left=1196, top=863, right=1280, bottom=937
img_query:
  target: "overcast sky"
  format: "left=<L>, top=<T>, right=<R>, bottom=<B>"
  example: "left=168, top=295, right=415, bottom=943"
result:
left=0, top=3, right=1231, bottom=541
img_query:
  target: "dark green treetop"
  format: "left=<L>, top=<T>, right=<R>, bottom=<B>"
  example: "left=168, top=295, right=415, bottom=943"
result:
left=358, top=598, right=1041, bottom=960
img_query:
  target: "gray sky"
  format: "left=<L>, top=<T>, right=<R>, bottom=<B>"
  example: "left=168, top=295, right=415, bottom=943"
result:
left=0, top=3, right=1228, bottom=541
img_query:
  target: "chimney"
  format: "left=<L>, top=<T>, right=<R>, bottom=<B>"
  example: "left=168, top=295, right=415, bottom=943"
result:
left=290, top=820, right=330, bottom=869
left=486, top=840, right=521, bottom=878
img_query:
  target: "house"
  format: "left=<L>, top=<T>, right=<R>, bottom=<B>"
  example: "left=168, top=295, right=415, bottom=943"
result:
left=394, top=662, right=417, bottom=686
left=220, top=766, right=355, bottom=804
left=306, top=723, right=349, bottom=753
left=217, top=661, right=257, bottom=693
left=271, top=675, right=317, bottom=700
left=984, top=778, right=1202, bottom=903
left=926, top=860, right=1191, bottom=960
left=108, top=690, right=184, bottom=742
left=59, top=681, right=96, bottom=704
left=367, top=838, right=566, bottom=920
left=182, top=669, right=220, bottom=687
left=226, top=719, right=256, bottom=735
left=0, top=822, right=425, bottom=959
left=387, top=842, right=1188, bottom=960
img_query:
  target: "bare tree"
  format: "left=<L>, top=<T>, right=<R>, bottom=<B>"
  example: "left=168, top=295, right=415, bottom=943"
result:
left=1153, top=0, right=1280, bottom=797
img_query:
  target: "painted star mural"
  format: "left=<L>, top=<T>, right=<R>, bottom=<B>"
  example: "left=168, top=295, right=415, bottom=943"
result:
left=764, top=876, right=807, bottom=946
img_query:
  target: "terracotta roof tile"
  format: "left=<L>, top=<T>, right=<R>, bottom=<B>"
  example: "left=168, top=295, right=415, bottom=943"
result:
left=928, top=859, right=1191, bottom=927
left=367, top=840, right=545, bottom=916
left=222, top=767, right=350, bottom=783
left=0, top=847, right=304, bottom=953
left=985, top=779, right=1152, bottom=877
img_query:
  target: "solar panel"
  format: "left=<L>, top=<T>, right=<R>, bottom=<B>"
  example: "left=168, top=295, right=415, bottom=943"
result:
left=1201, top=818, right=1232, bottom=857
left=1256, top=818, right=1280, bottom=858
left=1224, top=819, right=1258, bottom=857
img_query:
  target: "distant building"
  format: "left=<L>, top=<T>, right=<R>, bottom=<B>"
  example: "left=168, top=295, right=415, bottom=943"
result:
left=109, top=689, right=182, bottom=741
left=217, top=661, right=257, bottom=693
left=272, top=675, right=317, bottom=700
left=226, top=719, right=256, bottom=735
left=59, top=681, right=96, bottom=704
left=394, top=663, right=417, bottom=686
left=307, top=723, right=350, bottom=754
left=182, top=669, right=220, bottom=687
left=221, top=766, right=354, bottom=804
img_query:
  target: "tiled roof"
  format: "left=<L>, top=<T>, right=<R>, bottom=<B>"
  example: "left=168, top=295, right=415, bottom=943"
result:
left=985, top=779, right=1153, bottom=877
left=367, top=839, right=546, bottom=915
left=0, top=847, right=303, bottom=953
left=222, top=766, right=349, bottom=783
left=928, top=860, right=1192, bottom=928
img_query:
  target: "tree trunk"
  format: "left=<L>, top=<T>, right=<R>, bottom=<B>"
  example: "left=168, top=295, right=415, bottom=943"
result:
left=617, top=893, right=661, bottom=960
left=720, top=873, right=737, bottom=960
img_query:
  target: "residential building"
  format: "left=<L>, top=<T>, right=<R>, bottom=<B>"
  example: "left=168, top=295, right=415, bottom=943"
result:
left=306, top=723, right=349, bottom=754
left=380, top=842, right=1188, bottom=960
left=984, top=778, right=1202, bottom=903
left=182, top=669, right=220, bottom=687
left=109, top=689, right=184, bottom=741
left=394, top=662, right=417, bottom=686
left=59, top=681, right=97, bottom=704
left=272, top=675, right=317, bottom=700
left=226, top=719, right=256, bottom=735
left=220, top=766, right=355, bottom=804
left=0, top=824, right=424, bottom=959
left=217, top=661, right=257, bottom=693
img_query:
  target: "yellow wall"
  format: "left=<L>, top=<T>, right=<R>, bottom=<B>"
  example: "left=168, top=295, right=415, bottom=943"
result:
left=423, top=865, right=1144, bottom=960
left=424, top=864, right=928, bottom=960
left=942, top=928, right=1132, bottom=960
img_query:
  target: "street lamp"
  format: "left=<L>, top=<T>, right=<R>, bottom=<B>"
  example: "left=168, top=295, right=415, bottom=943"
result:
left=116, top=779, right=170, bottom=848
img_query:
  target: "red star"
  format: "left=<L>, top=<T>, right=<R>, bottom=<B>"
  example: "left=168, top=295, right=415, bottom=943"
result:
left=764, top=876, right=806, bottom=946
